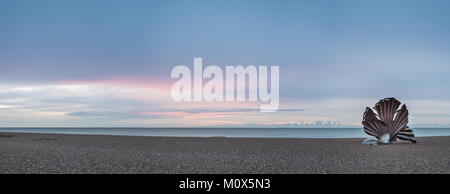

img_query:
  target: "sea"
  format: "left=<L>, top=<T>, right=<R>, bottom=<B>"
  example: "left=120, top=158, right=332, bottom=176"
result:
left=1, top=128, right=450, bottom=138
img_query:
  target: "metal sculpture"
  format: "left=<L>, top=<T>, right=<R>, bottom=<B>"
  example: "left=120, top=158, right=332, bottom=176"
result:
left=362, top=98, right=416, bottom=144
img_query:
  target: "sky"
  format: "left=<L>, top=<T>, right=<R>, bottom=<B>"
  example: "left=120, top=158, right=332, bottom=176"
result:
left=1, top=0, right=450, bottom=127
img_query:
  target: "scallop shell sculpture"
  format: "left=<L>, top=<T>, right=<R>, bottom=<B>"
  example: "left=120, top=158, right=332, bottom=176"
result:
left=362, top=98, right=416, bottom=144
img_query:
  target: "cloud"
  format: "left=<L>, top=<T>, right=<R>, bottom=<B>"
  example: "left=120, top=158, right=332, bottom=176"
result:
left=214, top=120, right=352, bottom=128
left=66, top=108, right=305, bottom=120
left=66, top=111, right=165, bottom=119
left=1, top=82, right=450, bottom=127
left=154, top=108, right=305, bottom=114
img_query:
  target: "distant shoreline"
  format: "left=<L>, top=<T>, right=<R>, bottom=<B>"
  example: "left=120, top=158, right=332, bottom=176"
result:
left=2, top=127, right=450, bottom=129
left=1, top=132, right=449, bottom=174
left=1, top=128, right=450, bottom=139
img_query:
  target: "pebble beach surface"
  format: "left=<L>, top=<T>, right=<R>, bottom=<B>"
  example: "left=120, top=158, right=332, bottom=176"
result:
left=1, top=132, right=449, bottom=174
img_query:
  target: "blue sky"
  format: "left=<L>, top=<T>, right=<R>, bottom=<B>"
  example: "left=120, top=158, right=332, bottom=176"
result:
left=1, top=0, right=450, bottom=127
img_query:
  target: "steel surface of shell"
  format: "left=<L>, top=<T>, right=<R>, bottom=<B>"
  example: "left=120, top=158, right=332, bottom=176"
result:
left=362, top=98, right=416, bottom=143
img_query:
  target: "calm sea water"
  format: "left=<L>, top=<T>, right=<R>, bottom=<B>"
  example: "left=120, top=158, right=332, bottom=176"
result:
left=1, top=128, right=450, bottom=138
